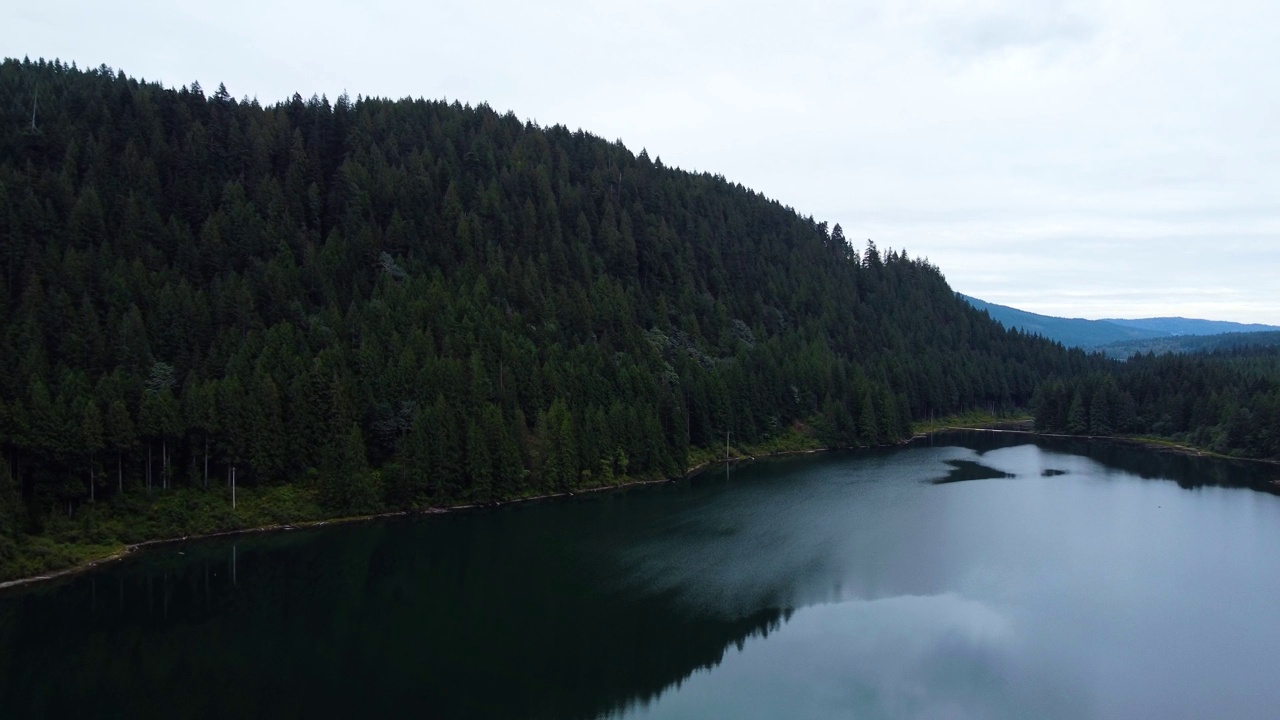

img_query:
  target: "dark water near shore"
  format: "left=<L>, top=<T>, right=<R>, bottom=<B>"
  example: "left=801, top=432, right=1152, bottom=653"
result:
left=3, top=432, right=1280, bottom=719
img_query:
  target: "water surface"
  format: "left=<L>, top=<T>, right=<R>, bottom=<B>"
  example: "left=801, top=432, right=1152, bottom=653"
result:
left=3, top=432, right=1279, bottom=719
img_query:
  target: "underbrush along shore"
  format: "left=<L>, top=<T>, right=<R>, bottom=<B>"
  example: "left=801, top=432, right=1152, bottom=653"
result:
left=0, top=476, right=671, bottom=593
left=0, top=420, right=975, bottom=591
left=0, top=433, right=836, bottom=592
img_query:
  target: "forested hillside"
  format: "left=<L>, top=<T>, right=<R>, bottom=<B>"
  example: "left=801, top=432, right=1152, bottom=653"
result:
left=1101, top=331, right=1280, bottom=359
left=1032, top=346, right=1280, bottom=459
left=0, top=58, right=1092, bottom=576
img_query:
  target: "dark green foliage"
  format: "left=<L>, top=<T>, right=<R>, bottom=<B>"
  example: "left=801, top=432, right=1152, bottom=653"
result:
left=0, top=58, right=1092, bottom=567
left=0, top=460, right=20, bottom=558
left=321, top=424, right=379, bottom=515
left=1102, top=330, right=1280, bottom=359
left=1033, top=348, right=1280, bottom=459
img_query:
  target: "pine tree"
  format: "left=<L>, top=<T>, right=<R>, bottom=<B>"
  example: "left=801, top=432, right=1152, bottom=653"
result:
left=1089, top=386, right=1113, bottom=436
left=0, top=460, right=19, bottom=563
left=105, top=399, right=135, bottom=494
left=81, top=400, right=104, bottom=501
left=466, top=416, right=493, bottom=502
left=322, top=423, right=379, bottom=515
left=1067, top=390, right=1089, bottom=435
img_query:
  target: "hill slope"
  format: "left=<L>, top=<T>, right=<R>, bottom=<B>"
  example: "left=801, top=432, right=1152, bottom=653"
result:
left=0, top=58, right=1093, bottom=577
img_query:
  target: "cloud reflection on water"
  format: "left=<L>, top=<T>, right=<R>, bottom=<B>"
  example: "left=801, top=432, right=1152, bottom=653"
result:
left=622, top=592, right=1087, bottom=720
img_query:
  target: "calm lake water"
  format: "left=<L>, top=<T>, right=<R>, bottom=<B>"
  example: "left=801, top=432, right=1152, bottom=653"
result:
left=3, top=431, right=1280, bottom=719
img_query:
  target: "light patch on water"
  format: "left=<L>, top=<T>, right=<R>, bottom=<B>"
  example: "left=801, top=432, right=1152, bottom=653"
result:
left=612, top=446, right=983, bottom=618
left=618, top=593, right=1088, bottom=720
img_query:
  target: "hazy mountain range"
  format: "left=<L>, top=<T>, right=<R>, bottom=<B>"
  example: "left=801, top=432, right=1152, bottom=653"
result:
left=960, top=294, right=1280, bottom=354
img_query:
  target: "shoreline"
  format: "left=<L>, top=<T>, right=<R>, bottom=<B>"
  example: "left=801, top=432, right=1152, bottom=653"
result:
left=923, top=425, right=1280, bottom=467
left=0, top=474, right=680, bottom=593
left=6, top=422, right=1274, bottom=592
left=0, top=445, right=839, bottom=593
left=0, top=432, right=988, bottom=593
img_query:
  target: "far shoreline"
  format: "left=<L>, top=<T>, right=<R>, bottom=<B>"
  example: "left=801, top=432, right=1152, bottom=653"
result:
left=4, top=419, right=1276, bottom=593
left=921, top=425, right=1280, bottom=467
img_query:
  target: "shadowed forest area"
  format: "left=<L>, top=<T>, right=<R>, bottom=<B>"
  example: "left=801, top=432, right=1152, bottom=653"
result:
left=0, top=58, right=1276, bottom=581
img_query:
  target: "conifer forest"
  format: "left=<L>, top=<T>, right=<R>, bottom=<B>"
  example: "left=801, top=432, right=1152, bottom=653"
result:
left=1, top=58, right=1277, bottom=580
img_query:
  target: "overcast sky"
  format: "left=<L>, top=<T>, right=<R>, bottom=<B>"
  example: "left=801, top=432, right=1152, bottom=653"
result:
left=8, top=0, right=1279, bottom=322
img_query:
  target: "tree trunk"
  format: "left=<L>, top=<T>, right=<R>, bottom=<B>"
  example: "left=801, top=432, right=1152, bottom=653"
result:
left=232, top=464, right=237, bottom=509
left=89, top=453, right=95, bottom=502
left=203, top=436, right=209, bottom=489
left=118, top=451, right=123, bottom=494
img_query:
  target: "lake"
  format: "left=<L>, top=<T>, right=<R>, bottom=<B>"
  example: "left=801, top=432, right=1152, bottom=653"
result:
left=3, top=431, right=1279, bottom=719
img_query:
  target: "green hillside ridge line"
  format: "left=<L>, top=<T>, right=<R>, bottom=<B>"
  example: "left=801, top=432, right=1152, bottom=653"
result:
left=0, top=58, right=1086, bottom=581
left=1, top=58, right=1278, bottom=584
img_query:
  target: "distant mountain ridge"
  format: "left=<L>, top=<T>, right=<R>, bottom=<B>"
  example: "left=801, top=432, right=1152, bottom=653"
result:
left=1100, top=317, right=1280, bottom=336
left=959, top=295, right=1280, bottom=350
